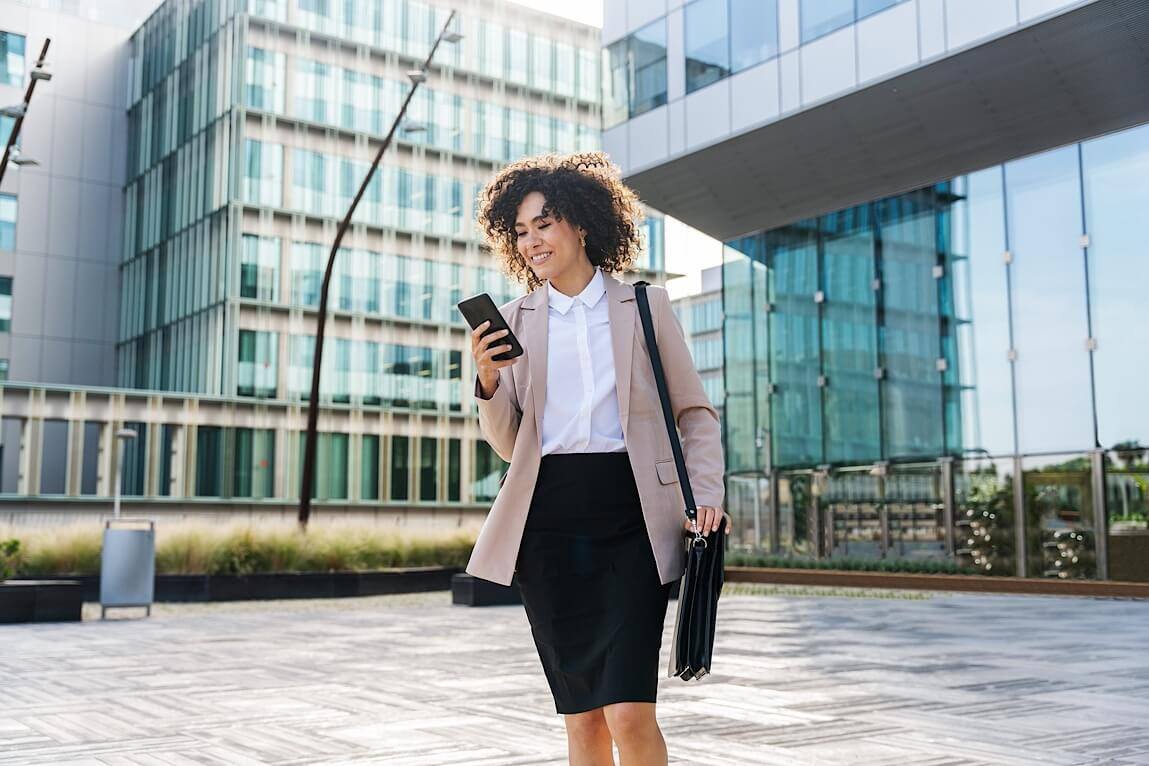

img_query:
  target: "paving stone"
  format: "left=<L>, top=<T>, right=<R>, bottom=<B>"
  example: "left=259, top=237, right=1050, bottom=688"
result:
left=1, top=588, right=1146, bottom=764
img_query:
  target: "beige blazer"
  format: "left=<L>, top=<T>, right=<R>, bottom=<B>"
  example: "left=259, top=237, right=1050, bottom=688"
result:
left=464, top=273, right=725, bottom=587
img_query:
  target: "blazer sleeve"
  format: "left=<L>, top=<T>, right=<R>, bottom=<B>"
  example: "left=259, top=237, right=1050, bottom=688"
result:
left=651, top=285, right=725, bottom=509
left=473, top=306, right=522, bottom=463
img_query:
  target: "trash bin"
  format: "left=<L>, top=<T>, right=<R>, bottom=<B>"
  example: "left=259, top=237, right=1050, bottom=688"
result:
left=100, top=518, right=156, bottom=619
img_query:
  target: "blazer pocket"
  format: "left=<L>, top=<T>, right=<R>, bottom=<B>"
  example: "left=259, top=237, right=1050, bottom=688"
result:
left=655, top=459, right=679, bottom=485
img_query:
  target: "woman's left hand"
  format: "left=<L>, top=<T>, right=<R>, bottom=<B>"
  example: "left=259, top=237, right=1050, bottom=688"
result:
left=684, top=506, right=731, bottom=537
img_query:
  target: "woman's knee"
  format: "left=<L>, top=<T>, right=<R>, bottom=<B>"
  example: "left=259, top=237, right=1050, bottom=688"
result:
left=602, top=702, right=657, bottom=742
left=564, top=707, right=609, bottom=739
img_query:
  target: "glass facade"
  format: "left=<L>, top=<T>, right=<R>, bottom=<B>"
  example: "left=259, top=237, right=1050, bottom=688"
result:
left=0, top=276, right=11, bottom=332
left=0, top=31, right=24, bottom=86
left=112, top=0, right=626, bottom=513
left=800, top=0, right=909, bottom=43
left=603, top=19, right=668, bottom=129
left=685, top=0, right=730, bottom=94
left=0, top=194, right=14, bottom=251
left=722, top=122, right=1149, bottom=579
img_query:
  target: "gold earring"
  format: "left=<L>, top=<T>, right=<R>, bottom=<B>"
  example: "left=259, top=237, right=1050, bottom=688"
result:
left=580, top=232, right=586, bottom=248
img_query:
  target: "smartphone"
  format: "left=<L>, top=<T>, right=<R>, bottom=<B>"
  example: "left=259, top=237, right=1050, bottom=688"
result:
left=457, top=293, right=524, bottom=362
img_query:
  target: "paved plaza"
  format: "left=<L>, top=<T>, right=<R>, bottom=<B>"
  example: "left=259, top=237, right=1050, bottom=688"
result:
left=1, top=585, right=1148, bottom=765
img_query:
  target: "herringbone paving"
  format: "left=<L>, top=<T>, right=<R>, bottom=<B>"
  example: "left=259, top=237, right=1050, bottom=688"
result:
left=1, top=586, right=1146, bottom=765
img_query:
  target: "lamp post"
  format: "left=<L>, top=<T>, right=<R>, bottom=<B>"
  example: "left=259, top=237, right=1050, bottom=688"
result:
left=0, top=38, right=51, bottom=186
left=298, top=13, right=462, bottom=530
left=112, top=428, right=138, bottom=520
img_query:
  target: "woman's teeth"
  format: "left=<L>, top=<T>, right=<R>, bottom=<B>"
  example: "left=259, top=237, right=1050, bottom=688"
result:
left=531, top=252, right=552, bottom=264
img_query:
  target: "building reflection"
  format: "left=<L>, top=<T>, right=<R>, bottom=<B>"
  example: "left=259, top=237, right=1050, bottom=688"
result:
left=721, top=122, right=1149, bottom=581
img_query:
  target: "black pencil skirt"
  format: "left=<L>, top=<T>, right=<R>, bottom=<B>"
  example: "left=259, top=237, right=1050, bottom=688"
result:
left=514, top=451, right=674, bottom=715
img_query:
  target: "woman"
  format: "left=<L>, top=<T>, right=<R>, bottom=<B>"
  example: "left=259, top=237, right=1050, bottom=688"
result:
left=465, top=152, right=728, bottom=766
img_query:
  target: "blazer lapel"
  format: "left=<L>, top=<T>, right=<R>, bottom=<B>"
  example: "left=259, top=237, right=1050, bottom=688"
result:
left=604, top=274, right=636, bottom=433
left=519, top=285, right=549, bottom=441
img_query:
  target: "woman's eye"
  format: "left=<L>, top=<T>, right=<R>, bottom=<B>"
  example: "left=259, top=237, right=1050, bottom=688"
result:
left=538, top=223, right=549, bottom=230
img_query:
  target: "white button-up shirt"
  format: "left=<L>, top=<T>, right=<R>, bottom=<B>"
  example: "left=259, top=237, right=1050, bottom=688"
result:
left=540, top=268, right=626, bottom=455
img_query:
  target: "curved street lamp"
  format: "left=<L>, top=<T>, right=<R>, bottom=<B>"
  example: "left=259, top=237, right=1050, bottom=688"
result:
left=298, top=12, right=462, bottom=530
left=0, top=38, right=51, bottom=186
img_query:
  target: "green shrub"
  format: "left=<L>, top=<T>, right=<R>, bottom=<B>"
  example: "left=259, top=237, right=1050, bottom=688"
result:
left=725, top=551, right=982, bottom=576
left=3, top=520, right=479, bottom=576
left=0, top=539, right=20, bottom=581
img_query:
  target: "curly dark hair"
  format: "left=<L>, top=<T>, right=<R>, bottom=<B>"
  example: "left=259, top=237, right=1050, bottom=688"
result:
left=476, top=152, right=646, bottom=291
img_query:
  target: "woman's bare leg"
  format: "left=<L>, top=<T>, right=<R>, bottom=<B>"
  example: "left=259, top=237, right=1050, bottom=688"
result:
left=564, top=706, right=616, bottom=766
left=602, top=702, right=666, bottom=766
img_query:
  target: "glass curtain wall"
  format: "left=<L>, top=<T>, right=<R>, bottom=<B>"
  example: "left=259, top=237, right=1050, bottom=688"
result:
left=724, top=124, right=1149, bottom=579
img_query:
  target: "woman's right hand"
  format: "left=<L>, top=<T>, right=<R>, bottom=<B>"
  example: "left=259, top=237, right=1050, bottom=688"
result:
left=472, top=321, right=517, bottom=399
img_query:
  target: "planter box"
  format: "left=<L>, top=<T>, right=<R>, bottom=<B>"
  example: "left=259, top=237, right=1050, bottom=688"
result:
left=1109, top=531, right=1149, bottom=583
left=16, top=567, right=460, bottom=604
left=0, top=580, right=83, bottom=624
left=451, top=573, right=522, bottom=606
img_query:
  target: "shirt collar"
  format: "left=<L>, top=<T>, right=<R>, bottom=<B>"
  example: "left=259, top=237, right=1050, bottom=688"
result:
left=547, top=267, right=606, bottom=315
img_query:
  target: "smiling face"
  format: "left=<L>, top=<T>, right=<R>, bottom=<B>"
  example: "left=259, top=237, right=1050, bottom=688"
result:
left=514, top=190, right=589, bottom=287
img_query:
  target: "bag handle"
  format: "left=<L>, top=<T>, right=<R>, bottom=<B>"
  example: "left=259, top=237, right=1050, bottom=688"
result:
left=634, top=282, right=699, bottom=531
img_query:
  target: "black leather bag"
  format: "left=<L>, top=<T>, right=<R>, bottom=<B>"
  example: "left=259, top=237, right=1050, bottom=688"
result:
left=634, top=282, right=725, bottom=682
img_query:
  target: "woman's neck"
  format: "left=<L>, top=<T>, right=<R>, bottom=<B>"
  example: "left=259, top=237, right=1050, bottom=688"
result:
left=549, top=260, right=596, bottom=298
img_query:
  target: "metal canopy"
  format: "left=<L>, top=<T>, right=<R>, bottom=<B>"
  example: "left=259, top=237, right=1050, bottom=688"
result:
left=625, top=0, right=1149, bottom=242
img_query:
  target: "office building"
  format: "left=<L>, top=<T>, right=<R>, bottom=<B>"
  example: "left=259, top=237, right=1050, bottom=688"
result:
left=0, top=0, right=668, bottom=526
left=603, top=0, right=1149, bottom=580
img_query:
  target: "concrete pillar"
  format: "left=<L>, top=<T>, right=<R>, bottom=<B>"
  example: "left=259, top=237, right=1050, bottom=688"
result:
left=168, top=424, right=186, bottom=498
left=96, top=420, right=115, bottom=498
left=274, top=425, right=291, bottom=500
left=144, top=396, right=164, bottom=497
left=65, top=390, right=87, bottom=497
left=18, top=415, right=43, bottom=496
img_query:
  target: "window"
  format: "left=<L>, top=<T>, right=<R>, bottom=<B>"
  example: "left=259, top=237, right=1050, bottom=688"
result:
left=577, top=47, right=598, bottom=103
left=294, top=59, right=331, bottom=122
left=419, top=438, right=437, bottom=500
left=0, top=32, right=24, bottom=87
left=290, top=242, right=322, bottom=306
left=632, top=19, right=668, bottom=116
left=554, top=42, right=575, bottom=98
left=0, top=276, right=11, bottom=332
left=0, top=115, right=14, bottom=148
left=240, top=235, right=280, bottom=301
left=447, top=438, right=461, bottom=502
left=801, top=0, right=854, bottom=42
left=237, top=330, right=277, bottom=398
left=603, top=20, right=667, bottom=129
left=686, top=0, right=729, bottom=94
left=603, top=38, right=629, bottom=129
left=0, top=193, right=14, bottom=251
left=0, top=359, right=7, bottom=381
left=801, top=0, right=907, bottom=44
left=296, top=431, right=347, bottom=500
left=473, top=441, right=507, bottom=503
left=507, top=29, right=528, bottom=85
left=731, top=0, right=779, bottom=73
left=249, top=0, right=286, bottom=22
left=390, top=435, right=409, bottom=500
left=480, top=20, right=505, bottom=79
left=245, top=47, right=285, bottom=113
left=531, top=36, right=553, bottom=91
left=242, top=140, right=282, bottom=207
left=361, top=434, right=380, bottom=500
left=292, top=148, right=332, bottom=216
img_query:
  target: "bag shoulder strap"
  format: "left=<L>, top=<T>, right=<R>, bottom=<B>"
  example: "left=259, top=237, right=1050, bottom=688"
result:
left=634, top=281, right=697, bottom=522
